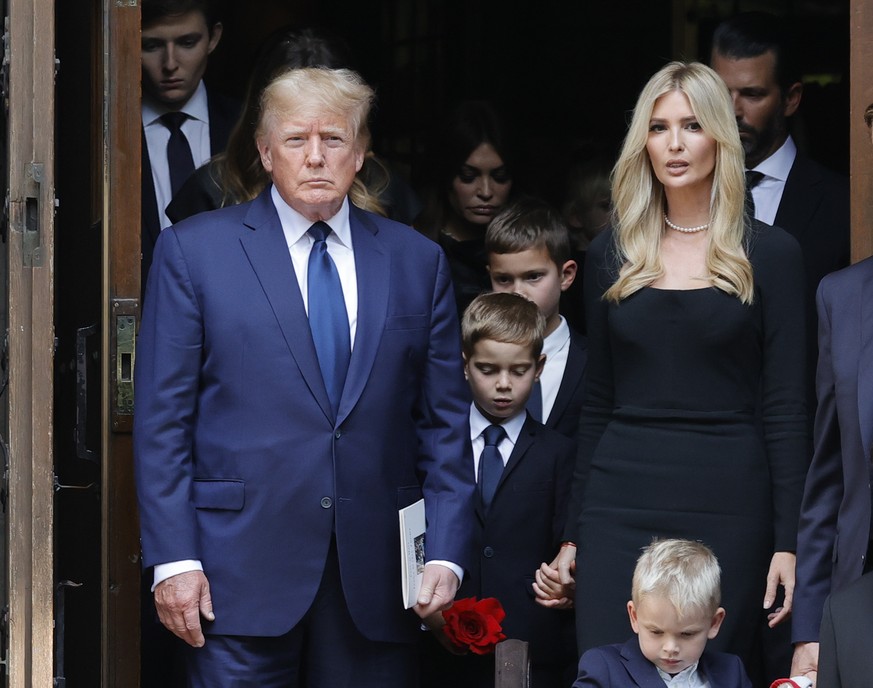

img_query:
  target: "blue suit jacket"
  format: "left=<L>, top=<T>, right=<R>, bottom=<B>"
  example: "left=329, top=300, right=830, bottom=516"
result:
left=133, top=189, right=475, bottom=641
left=818, top=571, right=873, bottom=688
left=573, top=638, right=752, bottom=687
left=794, top=257, right=873, bottom=642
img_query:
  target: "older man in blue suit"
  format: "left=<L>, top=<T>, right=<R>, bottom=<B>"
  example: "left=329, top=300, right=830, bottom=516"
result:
left=134, top=67, right=475, bottom=687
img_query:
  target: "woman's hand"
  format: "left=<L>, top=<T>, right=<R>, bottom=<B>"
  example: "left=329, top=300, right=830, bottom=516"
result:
left=764, top=550, right=796, bottom=627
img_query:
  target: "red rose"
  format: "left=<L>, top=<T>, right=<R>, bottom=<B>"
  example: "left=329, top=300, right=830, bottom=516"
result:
left=442, top=597, right=507, bottom=655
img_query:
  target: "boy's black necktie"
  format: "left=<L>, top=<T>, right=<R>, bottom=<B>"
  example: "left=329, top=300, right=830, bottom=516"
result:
left=479, top=425, right=506, bottom=509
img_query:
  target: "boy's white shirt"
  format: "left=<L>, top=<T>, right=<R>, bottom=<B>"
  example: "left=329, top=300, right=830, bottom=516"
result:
left=657, top=661, right=709, bottom=688
left=539, top=316, right=570, bottom=422
left=469, top=404, right=526, bottom=478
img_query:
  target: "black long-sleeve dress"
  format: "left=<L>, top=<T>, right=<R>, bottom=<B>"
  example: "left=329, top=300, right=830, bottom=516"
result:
left=566, top=221, right=809, bottom=665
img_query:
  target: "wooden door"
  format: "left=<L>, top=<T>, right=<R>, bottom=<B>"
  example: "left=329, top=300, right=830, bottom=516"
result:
left=100, top=0, right=143, bottom=686
left=5, top=0, right=56, bottom=685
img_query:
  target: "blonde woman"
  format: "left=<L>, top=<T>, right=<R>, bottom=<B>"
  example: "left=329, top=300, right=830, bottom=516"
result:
left=538, top=62, right=807, bottom=670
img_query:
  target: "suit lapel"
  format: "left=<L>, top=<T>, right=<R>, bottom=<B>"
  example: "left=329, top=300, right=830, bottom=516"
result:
left=336, top=206, right=389, bottom=423
left=858, top=264, right=873, bottom=461
left=548, top=332, right=584, bottom=430
left=473, top=418, right=532, bottom=521
left=238, top=191, right=334, bottom=422
left=774, top=155, right=821, bottom=243
left=499, top=417, right=536, bottom=490
left=620, top=639, right=668, bottom=688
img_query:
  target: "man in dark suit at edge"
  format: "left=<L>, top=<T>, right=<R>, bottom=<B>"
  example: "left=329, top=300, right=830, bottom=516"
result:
left=134, top=67, right=475, bottom=686
left=789, top=104, right=873, bottom=687
left=140, top=0, right=240, bottom=280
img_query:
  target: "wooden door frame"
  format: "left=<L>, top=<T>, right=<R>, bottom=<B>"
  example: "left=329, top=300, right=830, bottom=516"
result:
left=6, top=0, right=55, bottom=685
left=850, top=0, right=873, bottom=262
left=100, top=0, right=142, bottom=686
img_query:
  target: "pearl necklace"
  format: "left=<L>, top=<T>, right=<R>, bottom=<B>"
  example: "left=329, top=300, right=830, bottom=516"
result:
left=664, top=213, right=710, bottom=233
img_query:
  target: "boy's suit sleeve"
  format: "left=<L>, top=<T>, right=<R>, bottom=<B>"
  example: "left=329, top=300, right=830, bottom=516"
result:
left=572, top=648, right=613, bottom=688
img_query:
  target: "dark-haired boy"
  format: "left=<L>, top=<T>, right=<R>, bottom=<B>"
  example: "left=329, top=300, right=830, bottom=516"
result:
left=141, top=0, right=239, bottom=278
left=486, top=197, right=587, bottom=441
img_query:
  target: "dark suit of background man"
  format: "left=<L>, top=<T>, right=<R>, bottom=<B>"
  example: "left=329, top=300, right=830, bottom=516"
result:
left=133, top=66, right=476, bottom=687
left=790, top=105, right=873, bottom=686
left=711, top=12, right=850, bottom=442
left=140, top=0, right=240, bottom=281
left=711, top=12, right=850, bottom=305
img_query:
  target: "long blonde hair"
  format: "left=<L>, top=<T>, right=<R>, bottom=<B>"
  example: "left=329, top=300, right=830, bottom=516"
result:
left=605, top=61, right=753, bottom=304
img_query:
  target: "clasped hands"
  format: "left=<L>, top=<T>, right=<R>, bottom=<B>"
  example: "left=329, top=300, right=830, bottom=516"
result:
left=532, top=543, right=577, bottom=609
left=531, top=547, right=796, bottom=625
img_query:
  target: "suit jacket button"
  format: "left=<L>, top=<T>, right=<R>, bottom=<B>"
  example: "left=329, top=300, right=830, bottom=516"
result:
left=335, top=431, right=342, bottom=439
left=320, top=497, right=332, bottom=509
left=483, top=546, right=494, bottom=558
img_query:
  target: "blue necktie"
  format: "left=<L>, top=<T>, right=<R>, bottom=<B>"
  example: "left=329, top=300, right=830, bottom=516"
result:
left=160, top=112, right=195, bottom=197
left=307, top=222, right=350, bottom=415
left=479, top=425, right=506, bottom=509
left=526, top=379, right=543, bottom=422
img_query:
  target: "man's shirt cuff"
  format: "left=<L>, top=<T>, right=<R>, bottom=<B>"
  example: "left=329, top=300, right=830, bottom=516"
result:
left=426, top=560, right=464, bottom=585
left=152, top=560, right=203, bottom=591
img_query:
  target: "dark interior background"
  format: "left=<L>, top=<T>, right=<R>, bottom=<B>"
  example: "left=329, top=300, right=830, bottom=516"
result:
left=48, top=0, right=848, bottom=685
left=209, top=0, right=850, bottom=201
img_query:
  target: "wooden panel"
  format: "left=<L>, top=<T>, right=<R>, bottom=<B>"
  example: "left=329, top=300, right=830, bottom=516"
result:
left=101, top=0, right=142, bottom=685
left=851, top=0, right=873, bottom=262
left=6, top=0, right=55, bottom=685
left=494, top=639, right=530, bottom=688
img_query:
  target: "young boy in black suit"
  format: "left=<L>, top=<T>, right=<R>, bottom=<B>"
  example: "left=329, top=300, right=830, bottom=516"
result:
left=421, top=292, right=577, bottom=688
left=485, top=197, right=587, bottom=440
left=574, top=539, right=752, bottom=688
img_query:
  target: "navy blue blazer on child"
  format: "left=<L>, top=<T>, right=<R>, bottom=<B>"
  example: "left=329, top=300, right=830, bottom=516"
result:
left=574, top=638, right=752, bottom=688
left=421, top=414, right=576, bottom=688
left=545, top=326, right=587, bottom=440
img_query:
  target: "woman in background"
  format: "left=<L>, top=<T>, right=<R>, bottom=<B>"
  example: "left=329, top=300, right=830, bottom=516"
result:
left=415, top=100, right=516, bottom=315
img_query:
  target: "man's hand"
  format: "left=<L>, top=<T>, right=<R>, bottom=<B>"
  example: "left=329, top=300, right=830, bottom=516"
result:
left=154, top=570, right=215, bottom=648
left=414, top=563, right=459, bottom=619
left=791, top=642, right=819, bottom=686
left=764, top=551, right=795, bottom=627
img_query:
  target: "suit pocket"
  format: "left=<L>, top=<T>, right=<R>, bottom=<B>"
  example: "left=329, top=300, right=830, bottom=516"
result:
left=192, top=479, right=245, bottom=511
left=385, top=314, right=428, bottom=331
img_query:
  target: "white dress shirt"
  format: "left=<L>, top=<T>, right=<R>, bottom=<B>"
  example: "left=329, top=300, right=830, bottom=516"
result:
left=539, top=316, right=571, bottom=423
left=747, top=135, right=797, bottom=226
left=469, top=403, right=527, bottom=479
left=272, top=186, right=358, bottom=346
left=142, top=80, right=213, bottom=230
left=657, top=661, right=710, bottom=688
